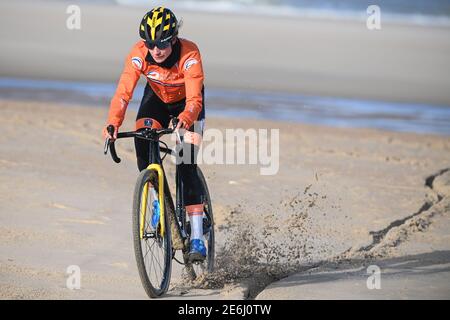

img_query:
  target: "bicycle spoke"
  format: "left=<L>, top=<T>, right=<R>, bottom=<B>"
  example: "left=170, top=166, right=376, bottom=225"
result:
left=143, top=235, right=164, bottom=284
left=143, top=241, right=159, bottom=285
left=149, top=241, right=163, bottom=279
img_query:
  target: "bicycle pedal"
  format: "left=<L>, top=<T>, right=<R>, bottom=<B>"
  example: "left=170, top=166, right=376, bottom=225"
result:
left=188, top=252, right=206, bottom=264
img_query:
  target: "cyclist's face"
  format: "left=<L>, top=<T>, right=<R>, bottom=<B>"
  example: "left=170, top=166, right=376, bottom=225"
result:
left=148, top=39, right=174, bottom=63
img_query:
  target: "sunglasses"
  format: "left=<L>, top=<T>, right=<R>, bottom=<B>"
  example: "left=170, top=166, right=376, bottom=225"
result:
left=145, top=40, right=172, bottom=50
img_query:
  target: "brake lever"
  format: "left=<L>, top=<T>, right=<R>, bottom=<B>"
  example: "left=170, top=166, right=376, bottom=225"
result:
left=104, top=138, right=110, bottom=155
left=169, top=117, right=183, bottom=143
left=104, top=125, right=121, bottom=163
left=104, top=124, right=115, bottom=155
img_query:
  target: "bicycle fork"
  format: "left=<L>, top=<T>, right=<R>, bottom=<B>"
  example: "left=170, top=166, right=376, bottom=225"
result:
left=140, top=164, right=165, bottom=239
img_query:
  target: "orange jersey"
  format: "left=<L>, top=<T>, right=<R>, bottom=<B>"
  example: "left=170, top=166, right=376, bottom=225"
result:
left=107, top=38, right=204, bottom=128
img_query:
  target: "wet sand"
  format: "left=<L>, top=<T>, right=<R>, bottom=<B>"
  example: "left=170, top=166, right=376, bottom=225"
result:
left=0, top=99, right=449, bottom=299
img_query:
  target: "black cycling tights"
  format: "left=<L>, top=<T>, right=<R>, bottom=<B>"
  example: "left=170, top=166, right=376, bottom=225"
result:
left=134, top=84, right=205, bottom=206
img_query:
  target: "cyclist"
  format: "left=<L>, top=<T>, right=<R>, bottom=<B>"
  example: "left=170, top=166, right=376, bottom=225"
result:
left=103, top=7, right=207, bottom=262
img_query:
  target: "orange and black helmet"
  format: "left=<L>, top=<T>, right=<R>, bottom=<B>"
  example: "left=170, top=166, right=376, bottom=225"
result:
left=139, top=7, right=179, bottom=49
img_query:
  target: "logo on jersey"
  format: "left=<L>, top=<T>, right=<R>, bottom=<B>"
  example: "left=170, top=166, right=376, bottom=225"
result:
left=131, top=57, right=143, bottom=70
left=144, top=119, right=153, bottom=127
left=183, top=58, right=198, bottom=71
left=147, top=71, right=160, bottom=80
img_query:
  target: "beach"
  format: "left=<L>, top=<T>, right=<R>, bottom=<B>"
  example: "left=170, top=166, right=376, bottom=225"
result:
left=1, top=1, right=450, bottom=106
left=1, top=99, right=449, bottom=299
left=1, top=1, right=450, bottom=300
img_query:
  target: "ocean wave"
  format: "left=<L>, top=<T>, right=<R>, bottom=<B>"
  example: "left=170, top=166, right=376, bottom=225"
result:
left=114, top=0, right=450, bottom=27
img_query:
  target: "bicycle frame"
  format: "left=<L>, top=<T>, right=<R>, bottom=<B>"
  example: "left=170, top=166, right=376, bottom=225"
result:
left=141, top=132, right=172, bottom=240
left=104, top=125, right=190, bottom=245
left=105, top=124, right=214, bottom=296
left=105, top=125, right=180, bottom=241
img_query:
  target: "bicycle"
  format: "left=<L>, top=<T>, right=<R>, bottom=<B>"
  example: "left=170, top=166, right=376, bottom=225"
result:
left=103, top=119, right=214, bottom=298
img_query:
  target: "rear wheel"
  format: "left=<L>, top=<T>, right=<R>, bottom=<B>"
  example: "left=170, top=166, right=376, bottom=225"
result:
left=185, top=167, right=215, bottom=279
left=132, top=169, right=172, bottom=298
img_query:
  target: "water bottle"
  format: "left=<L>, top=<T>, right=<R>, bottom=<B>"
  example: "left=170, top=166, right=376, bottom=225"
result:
left=150, top=188, right=160, bottom=228
left=151, top=200, right=160, bottom=228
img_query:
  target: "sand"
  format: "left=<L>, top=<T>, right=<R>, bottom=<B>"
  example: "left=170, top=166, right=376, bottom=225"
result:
left=0, top=99, right=449, bottom=299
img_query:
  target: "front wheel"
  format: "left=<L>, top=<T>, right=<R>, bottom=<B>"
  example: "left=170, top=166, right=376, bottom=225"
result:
left=132, top=169, right=172, bottom=298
